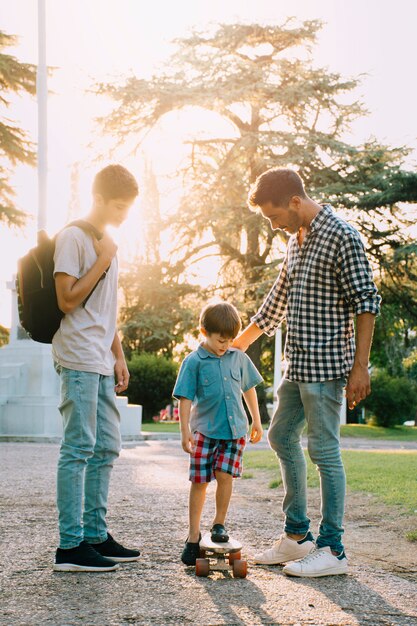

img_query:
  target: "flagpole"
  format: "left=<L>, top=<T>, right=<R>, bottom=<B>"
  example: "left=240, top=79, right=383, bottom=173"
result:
left=37, top=0, right=47, bottom=232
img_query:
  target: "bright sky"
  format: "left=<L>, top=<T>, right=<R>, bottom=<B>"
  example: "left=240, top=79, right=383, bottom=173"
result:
left=1, top=0, right=417, bottom=327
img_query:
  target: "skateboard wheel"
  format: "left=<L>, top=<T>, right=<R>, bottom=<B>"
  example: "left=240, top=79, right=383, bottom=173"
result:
left=228, top=551, right=241, bottom=564
left=199, top=549, right=206, bottom=558
left=232, top=559, right=247, bottom=578
left=196, top=558, right=210, bottom=577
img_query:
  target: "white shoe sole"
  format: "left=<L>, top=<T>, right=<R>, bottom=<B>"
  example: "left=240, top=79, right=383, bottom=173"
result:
left=53, top=563, right=119, bottom=572
left=106, top=555, right=141, bottom=562
left=283, top=565, right=348, bottom=577
left=252, top=557, right=289, bottom=565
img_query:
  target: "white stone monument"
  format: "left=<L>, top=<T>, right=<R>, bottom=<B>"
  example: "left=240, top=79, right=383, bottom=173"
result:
left=0, top=1, right=142, bottom=441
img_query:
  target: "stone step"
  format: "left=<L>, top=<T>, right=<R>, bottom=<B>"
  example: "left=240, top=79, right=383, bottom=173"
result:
left=0, top=363, right=27, bottom=398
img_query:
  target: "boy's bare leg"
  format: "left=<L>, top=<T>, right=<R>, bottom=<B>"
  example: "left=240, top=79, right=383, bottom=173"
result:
left=189, top=482, right=208, bottom=542
left=213, top=470, right=233, bottom=526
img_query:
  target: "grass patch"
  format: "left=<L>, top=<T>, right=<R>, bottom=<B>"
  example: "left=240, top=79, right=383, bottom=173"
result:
left=242, top=473, right=254, bottom=479
left=406, top=530, right=417, bottom=542
left=244, top=449, right=417, bottom=513
left=340, top=424, right=417, bottom=441
left=141, top=422, right=180, bottom=432
left=269, top=479, right=282, bottom=489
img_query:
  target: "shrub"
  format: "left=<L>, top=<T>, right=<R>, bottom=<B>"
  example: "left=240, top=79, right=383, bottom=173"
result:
left=122, top=353, right=179, bottom=421
left=364, top=370, right=417, bottom=427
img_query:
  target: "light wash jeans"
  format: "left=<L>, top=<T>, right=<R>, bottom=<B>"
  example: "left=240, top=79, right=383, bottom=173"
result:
left=268, top=377, right=346, bottom=553
left=55, top=365, right=121, bottom=549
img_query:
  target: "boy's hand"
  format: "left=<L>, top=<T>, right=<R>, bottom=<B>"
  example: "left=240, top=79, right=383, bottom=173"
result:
left=181, top=429, right=196, bottom=454
left=250, top=422, right=263, bottom=444
left=93, top=232, right=118, bottom=264
left=114, top=358, right=130, bottom=393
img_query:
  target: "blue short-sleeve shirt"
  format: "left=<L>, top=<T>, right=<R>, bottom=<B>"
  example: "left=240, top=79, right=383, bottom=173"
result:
left=173, top=344, right=263, bottom=439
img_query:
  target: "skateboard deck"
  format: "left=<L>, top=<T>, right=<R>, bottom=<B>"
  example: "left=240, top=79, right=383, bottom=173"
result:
left=200, top=533, right=242, bottom=554
left=196, top=533, right=247, bottom=578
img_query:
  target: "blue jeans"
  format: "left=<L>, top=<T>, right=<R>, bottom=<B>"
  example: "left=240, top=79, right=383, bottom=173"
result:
left=55, top=365, right=121, bottom=549
left=268, top=377, right=346, bottom=553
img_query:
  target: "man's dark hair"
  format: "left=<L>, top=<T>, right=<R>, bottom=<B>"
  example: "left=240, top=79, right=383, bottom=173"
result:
left=200, top=302, right=242, bottom=339
left=93, top=164, right=139, bottom=201
left=248, top=167, right=306, bottom=209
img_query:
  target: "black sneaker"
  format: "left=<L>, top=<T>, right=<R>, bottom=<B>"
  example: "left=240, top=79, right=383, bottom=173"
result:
left=181, top=533, right=202, bottom=566
left=89, top=533, right=141, bottom=562
left=211, top=523, right=229, bottom=543
left=53, top=541, right=119, bottom=572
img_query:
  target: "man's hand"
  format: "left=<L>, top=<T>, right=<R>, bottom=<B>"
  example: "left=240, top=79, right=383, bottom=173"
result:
left=93, top=232, right=118, bottom=264
left=181, top=429, right=196, bottom=454
left=114, top=358, right=130, bottom=393
left=346, top=362, right=371, bottom=410
left=250, top=421, right=263, bottom=444
left=232, top=336, right=250, bottom=352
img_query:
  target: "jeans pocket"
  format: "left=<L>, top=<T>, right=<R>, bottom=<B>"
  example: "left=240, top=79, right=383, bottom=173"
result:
left=333, top=378, right=346, bottom=405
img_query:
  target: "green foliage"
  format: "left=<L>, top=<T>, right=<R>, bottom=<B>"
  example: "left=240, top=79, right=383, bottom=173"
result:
left=122, top=353, right=179, bottom=421
left=0, top=31, right=36, bottom=225
left=364, top=371, right=417, bottom=427
left=119, top=261, right=199, bottom=359
left=0, top=324, right=9, bottom=347
left=403, top=348, right=417, bottom=382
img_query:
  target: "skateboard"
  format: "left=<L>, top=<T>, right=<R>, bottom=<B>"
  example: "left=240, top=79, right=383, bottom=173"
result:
left=196, top=532, right=247, bottom=578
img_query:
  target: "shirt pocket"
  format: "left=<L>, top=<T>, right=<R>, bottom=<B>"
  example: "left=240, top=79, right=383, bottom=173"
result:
left=231, top=369, right=242, bottom=390
left=198, top=369, right=217, bottom=398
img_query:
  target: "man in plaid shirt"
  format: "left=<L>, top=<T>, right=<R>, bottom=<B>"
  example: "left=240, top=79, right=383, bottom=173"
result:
left=234, top=167, right=381, bottom=578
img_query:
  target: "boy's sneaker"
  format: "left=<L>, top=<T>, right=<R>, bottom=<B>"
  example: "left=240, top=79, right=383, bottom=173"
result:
left=211, top=523, right=229, bottom=543
left=53, top=540, right=119, bottom=572
left=181, top=533, right=202, bottom=566
left=90, top=533, right=141, bottom=562
left=283, top=546, right=348, bottom=577
left=253, top=532, right=315, bottom=565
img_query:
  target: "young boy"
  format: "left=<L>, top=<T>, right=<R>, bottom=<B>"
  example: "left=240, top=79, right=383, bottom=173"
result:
left=173, top=301, right=264, bottom=565
left=53, top=164, right=141, bottom=572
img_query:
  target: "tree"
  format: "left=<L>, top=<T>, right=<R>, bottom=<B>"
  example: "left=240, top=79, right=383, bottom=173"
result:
left=98, top=20, right=417, bottom=373
left=119, top=261, right=199, bottom=358
left=0, top=31, right=36, bottom=225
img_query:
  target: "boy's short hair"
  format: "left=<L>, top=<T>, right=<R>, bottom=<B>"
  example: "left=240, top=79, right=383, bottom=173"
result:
left=200, top=302, right=242, bottom=339
left=93, top=164, right=139, bottom=201
left=248, top=167, right=306, bottom=209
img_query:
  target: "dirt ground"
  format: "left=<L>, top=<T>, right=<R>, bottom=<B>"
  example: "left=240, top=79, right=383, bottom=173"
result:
left=1, top=440, right=416, bottom=626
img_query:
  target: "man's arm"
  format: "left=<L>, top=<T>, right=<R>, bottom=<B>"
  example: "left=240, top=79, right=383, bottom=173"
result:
left=233, top=322, right=263, bottom=352
left=234, top=253, right=289, bottom=351
left=346, top=312, right=375, bottom=410
left=111, top=331, right=130, bottom=393
left=336, top=231, right=381, bottom=409
left=55, top=233, right=117, bottom=313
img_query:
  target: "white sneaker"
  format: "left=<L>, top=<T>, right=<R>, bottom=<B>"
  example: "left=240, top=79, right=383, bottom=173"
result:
left=253, top=532, right=315, bottom=565
left=283, top=546, right=348, bottom=577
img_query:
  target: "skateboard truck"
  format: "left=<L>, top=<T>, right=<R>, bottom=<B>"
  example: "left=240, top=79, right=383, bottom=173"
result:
left=196, top=532, right=247, bottom=578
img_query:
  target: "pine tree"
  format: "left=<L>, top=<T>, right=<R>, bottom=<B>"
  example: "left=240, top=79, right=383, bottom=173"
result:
left=97, top=19, right=417, bottom=369
left=0, top=31, right=36, bottom=225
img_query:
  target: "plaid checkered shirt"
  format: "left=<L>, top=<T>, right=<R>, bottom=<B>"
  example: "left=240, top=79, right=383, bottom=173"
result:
left=251, top=204, right=381, bottom=382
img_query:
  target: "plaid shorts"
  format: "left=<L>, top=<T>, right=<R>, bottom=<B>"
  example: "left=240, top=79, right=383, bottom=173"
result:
left=190, top=431, right=246, bottom=483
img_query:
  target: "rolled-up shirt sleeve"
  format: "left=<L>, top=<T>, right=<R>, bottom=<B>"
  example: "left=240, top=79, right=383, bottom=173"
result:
left=336, top=232, right=381, bottom=316
left=251, top=254, right=288, bottom=337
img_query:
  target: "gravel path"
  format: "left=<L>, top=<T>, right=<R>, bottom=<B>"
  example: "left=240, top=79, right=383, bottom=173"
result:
left=1, top=441, right=416, bottom=626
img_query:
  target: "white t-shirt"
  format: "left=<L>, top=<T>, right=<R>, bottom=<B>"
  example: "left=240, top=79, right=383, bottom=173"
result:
left=52, top=225, right=118, bottom=376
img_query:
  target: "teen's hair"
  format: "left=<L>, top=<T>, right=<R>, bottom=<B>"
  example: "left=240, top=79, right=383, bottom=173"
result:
left=200, top=302, right=242, bottom=339
left=248, top=167, right=306, bottom=209
left=93, top=164, right=139, bottom=201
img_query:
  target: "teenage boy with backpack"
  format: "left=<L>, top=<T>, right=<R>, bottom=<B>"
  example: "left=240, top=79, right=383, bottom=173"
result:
left=52, top=164, right=140, bottom=572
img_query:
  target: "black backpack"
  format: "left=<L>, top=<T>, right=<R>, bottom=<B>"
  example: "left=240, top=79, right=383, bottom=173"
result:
left=17, top=220, right=105, bottom=344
